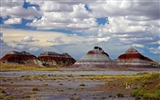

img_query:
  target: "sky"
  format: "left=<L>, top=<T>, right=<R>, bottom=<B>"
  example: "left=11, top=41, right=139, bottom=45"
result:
left=0, top=0, right=160, bottom=61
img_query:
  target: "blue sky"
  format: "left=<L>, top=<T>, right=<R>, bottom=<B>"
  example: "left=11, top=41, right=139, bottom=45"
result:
left=0, top=0, right=160, bottom=61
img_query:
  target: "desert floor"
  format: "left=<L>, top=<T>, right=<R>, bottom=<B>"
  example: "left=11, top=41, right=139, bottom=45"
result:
left=0, top=70, right=159, bottom=100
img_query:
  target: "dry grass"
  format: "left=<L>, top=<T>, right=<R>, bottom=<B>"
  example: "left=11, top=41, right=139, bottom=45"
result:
left=0, top=63, right=60, bottom=71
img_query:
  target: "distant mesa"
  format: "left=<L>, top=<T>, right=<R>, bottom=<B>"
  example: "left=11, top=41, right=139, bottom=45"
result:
left=38, top=51, right=76, bottom=66
left=116, top=47, right=153, bottom=66
left=0, top=51, right=76, bottom=67
left=0, top=51, right=41, bottom=65
left=0, top=47, right=159, bottom=70
left=69, top=46, right=117, bottom=70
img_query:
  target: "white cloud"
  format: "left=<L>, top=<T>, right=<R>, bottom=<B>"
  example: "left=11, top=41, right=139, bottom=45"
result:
left=22, top=36, right=39, bottom=42
left=149, top=47, right=160, bottom=54
left=7, top=42, right=27, bottom=50
left=113, top=34, right=129, bottom=38
left=132, top=44, right=144, bottom=48
left=97, top=37, right=110, bottom=43
left=41, top=1, right=73, bottom=12
left=2, top=28, right=82, bottom=48
left=0, top=1, right=41, bottom=24
left=89, top=0, right=159, bottom=19
left=70, top=4, right=92, bottom=18
left=150, top=40, right=160, bottom=45
left=28, top=47, right=39, bottom=51
left=4, top=18, right=22, bottom=25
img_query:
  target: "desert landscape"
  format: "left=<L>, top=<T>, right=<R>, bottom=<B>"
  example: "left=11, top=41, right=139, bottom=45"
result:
left=0, top=46, right=160, bottom=100
left=0, top=68, right=160, bottom=100
left=0, top=0, right=160, bottom=100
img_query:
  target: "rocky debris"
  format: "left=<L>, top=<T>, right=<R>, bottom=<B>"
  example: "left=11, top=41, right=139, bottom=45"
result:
left=38, top=51, right=76, bottom=66
left=70, top=46, right=117, bottom=69
left=116, top=47, right=153, bottom=66
left=0, top=51, right=42, bottom=65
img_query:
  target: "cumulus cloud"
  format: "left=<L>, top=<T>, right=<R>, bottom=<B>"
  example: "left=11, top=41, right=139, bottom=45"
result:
left=149, top=47, right=160, bottom=54
left=28, top=47, right=39, bottom=51
left=41, top=1, right=73, bottom=12
left=26, top=1, right=97, bottom=30
left=21, top=36, right=39, bottom=42
left=47, top=37, right=65, bottom=44
left=89, top=0, right=159, bottom=19
left=97, top=37, right=110, bottom=43
left=1, top=5, right=41, bottom=20
left=4, top=18, right=22, bottom=25
left=7, top=41, right=27, bottom=50
left=0, top=0, right=41, bottom=26
left=132, top=44, right=144, bottom=48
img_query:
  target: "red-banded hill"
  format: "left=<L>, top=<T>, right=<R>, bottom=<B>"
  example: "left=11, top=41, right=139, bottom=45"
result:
left=38, top=51, right=76, bottom=66
left=116, top=47, right=153, bottom=67
left=69, top=46, right=117, bottom=70
left=0, top=51, right=41, bottom=65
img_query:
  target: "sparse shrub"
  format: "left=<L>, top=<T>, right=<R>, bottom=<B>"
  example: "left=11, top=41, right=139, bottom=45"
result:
left=150, top=73, right=159, bottom=80
left=43, top=84, right=48, bottom=86
left=0, top=94, right=4, bottom=99
left=79, top=83, right=85, bottom=86
left=131, top=88, right=147, bottom=97
left=156, top=84, right=160, bottom=89
left=155, top=90, right=160, bottom=97
left=22, top=75, right=31, bottom=80
left=25, top=95, right=31, bottom=98
left=5, top=96, right=13, bottom=100
left=32, top=87, right=39, bottom=91
left=143, top=93, right=159, bottom=100
left=10, top=81, right=14, bottom=84
left=117, top=93, right=124, bottom=97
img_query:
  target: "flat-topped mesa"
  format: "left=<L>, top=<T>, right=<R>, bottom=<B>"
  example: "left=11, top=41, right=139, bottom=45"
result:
left=70, top=46, right=117, bottom=69
left=38, top=51, right=76, bottom=66
left=116, top=47, right=153, bottom=66
left=0, top=51, right=41, bottom=65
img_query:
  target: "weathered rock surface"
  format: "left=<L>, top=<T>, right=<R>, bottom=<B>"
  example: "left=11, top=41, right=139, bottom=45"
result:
left=38, top=51, right=76, bottom=66
left=0, top=51, right=42, bottom=65
left=116, top=47, right=153, bottom=66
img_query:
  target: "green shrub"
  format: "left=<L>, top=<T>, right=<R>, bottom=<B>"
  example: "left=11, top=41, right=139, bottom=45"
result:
left=156, top=84, right=160, bottom=89
left=79, top=83, right=85, bottom=86
left=131, top=88, right=147, bottom=97
left=117, top=93, right=124, bottom=97
left=150, top=73, right=160, bottom=80
left=143, top=93, right=159, bottom=100
left=0, top=94, right=4, bottom=99
left=155, top=90, right=160, bottom=97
